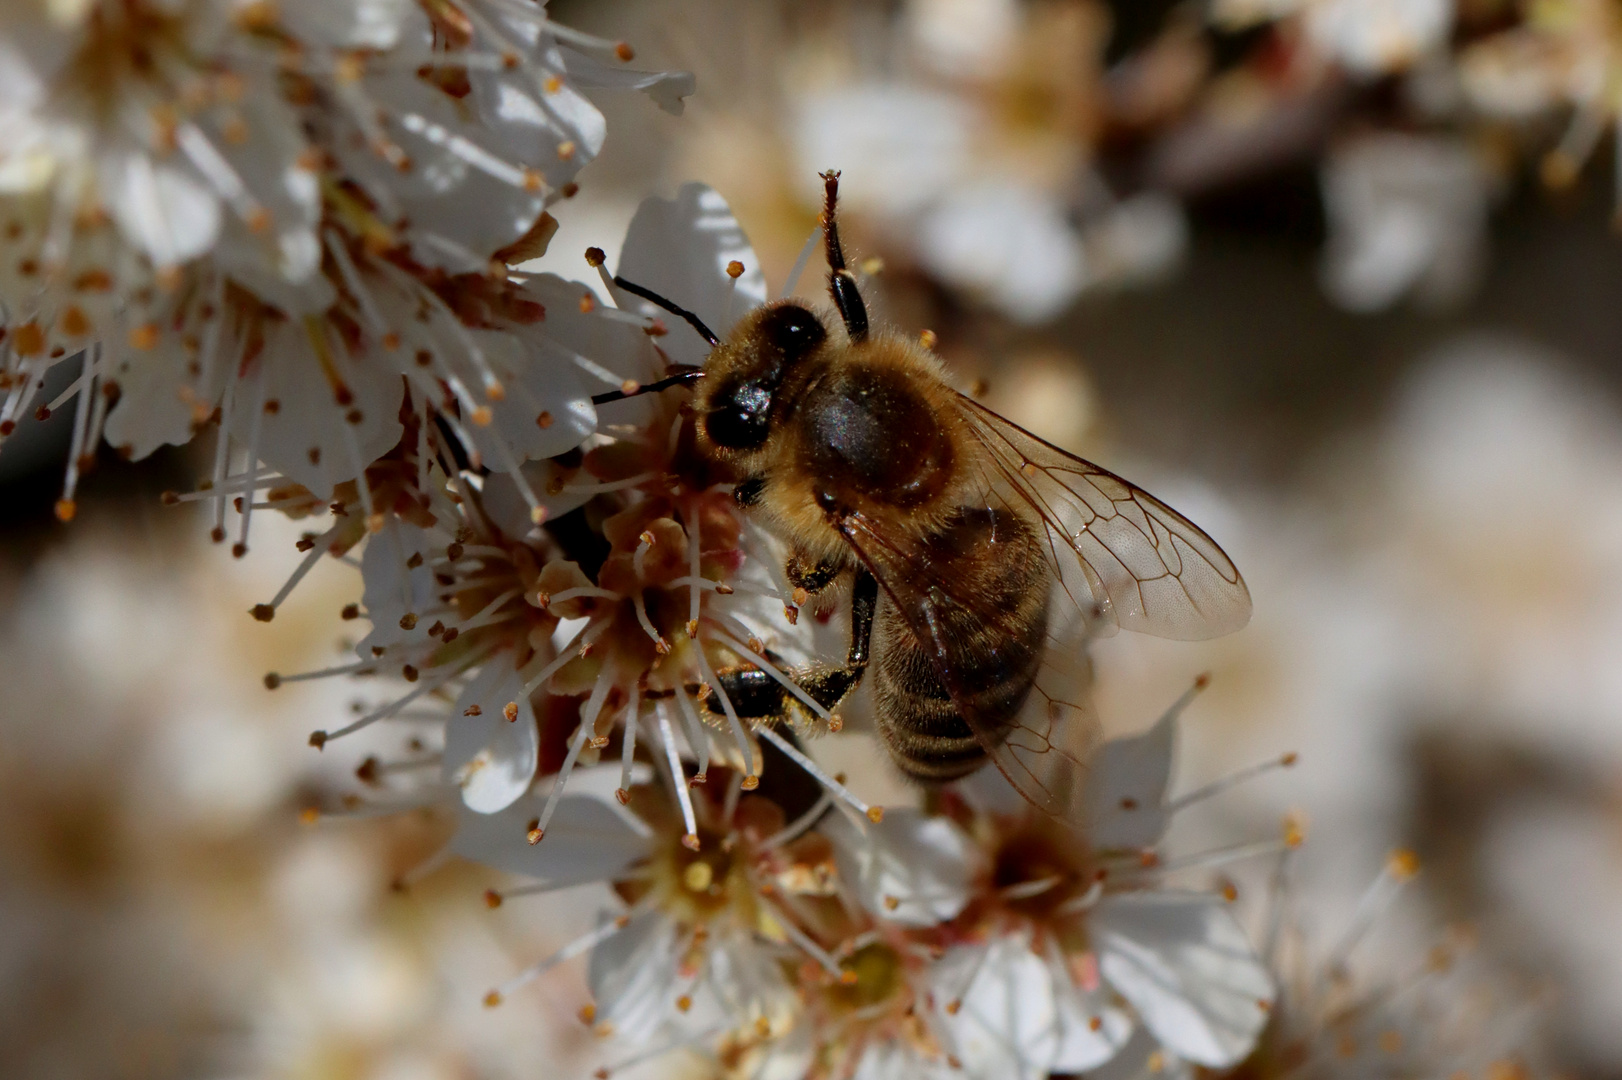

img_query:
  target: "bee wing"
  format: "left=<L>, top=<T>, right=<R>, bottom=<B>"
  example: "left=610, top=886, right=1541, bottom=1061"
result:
left=834, top=508, right=1101, bottom=825
left=957, top=394, right=1252, bottom=641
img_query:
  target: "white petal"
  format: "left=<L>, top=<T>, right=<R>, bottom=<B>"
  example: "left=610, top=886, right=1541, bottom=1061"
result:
left=587, top=910, right=685, bottom=1043
left=1093, top=892, right=1274, bottom=1068
left=852, top=1041, right=957, bottom=1080
left=935, top=935, right=1059, bottom=1080
left=241, top=322, right=404, bottom=499
left=1088, top=696, right=1180, bottom=851
left=791, top=85, right=968, bottom=217
left=615, top=184, right=767, bottom=368
left=558, top=44, right=696, bottom=116
left=354, top=520, right=437, bottom=656
left=455, top=329, right=596, bottom=465
left=102, top=149, right=221, bottom=269
left=103, top=336, right=225, bottom=460
left=825, top=808, right=975, bottom=927
left=1082, top=1024, right=1196, bottom=1080
left=915, top=182, right=1087, bottom=323
left=1051, top=968, right=1134, bottom=1071
left=443, top=662, right=540, bottom=813
left=451, top=771, right=649, bottom=886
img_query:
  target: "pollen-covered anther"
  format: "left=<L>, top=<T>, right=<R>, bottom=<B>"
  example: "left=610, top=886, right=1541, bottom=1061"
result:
left=526, top=827, right=544, bottom=845
left=522, top=168, right=544, bottom=192
left=503, top=702, right=519, bottom=722
left=54, top=500, right=77, bottom=523
left=557, top=140, right=577, bottom=161
left=681, top=832, right=701, bottom=851
left=726, top=260, right=744, bottom=279
left=471, top=406, right=493, bottom=426
left=485, top=381, right=507, bottom=402
left=128, top=323, right=160, bottom=350
left=484, top=888, right=503, bottom=908
left=615, top=41, right=635, bottom=61
left=741, top=774, right=760, bottom=791
left=309, top=731, right=329, bottom=749
left=883, top=895, right=900, bottom=911
left=714, top=584, right=734, bottom=595
left=263, top=673, right=282, bottom=690
left=589, top=735, right=610, bottom=749
left=866, top=806, right=885, bottom=824
left=1387, top=848, right=1421, bottom=880
left=675, top=994, right=693, bottom=1013
left=685, top=619, right=699, bottom=639
left=464, top=704, right=483, bottom=716
left=299, top=807, right=320, bottom=825
left=537, top=411, right=553, bottom=428
left=483, top=990, right=503, bottom=1008
left=399, top=612, right=418, bottom=630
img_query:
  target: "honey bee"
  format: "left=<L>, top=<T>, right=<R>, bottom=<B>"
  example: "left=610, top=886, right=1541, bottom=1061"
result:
left=598, top=172, right=1251, bottom=823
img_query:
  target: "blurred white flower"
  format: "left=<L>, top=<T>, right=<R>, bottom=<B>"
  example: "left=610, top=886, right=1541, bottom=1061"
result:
left=1319, top=132, right=1488, bottom=312
left=1212, top=0, right=1454, bottom=76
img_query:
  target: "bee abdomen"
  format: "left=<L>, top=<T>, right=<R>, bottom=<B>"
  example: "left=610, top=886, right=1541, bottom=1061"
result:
left=871, top=506, right=1050, bottom=784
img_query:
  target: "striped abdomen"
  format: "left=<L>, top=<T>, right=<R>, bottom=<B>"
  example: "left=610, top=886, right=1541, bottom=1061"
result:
left=871, top=507, right=1050, bottom=783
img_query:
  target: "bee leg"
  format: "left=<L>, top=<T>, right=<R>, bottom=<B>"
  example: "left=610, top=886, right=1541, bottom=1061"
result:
left=703, top=570, right=878, bottom=727
left=785, top=551, right=842, bottom=596
left=819, top=170, right=869, bottom=343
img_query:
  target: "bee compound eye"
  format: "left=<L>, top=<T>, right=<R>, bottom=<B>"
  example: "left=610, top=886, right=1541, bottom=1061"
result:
left=704, top=380, right=773, bottom=449
left=761, top=304, right=825, bottom=359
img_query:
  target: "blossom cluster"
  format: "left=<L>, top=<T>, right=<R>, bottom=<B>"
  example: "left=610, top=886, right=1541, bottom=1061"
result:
left=0, top=0, right=690, bottom=527
left=250, top=182, right=1302, bottom=1080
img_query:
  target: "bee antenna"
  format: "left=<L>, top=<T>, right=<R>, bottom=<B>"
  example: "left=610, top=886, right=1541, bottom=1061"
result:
left=611, top=275, right=721, bottom=347
left=819, top=170, right=869, bottom=343
left=590, top=365, right=705, bottom=406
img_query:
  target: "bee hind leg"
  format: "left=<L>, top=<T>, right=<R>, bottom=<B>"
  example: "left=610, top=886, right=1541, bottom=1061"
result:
left=702, top=569, right=877, bottom=730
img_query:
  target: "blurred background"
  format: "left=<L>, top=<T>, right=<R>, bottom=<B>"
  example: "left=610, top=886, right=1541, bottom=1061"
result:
left=5, top=0, right=1622, bottom=1076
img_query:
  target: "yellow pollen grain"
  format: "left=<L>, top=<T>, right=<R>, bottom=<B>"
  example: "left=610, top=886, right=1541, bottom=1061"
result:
left=12, top=323, right=45, bottom=357
left=483, top=990, right=503, bottom=1008
left=59, top=305, right=91, bottom=337
left=544, top=76, right=563, bottom=93
left=335, top=52, right=365, bottom=84
left=1387, top=848, right=1420, bottom=880
left=675, top=995, right=692, bottom=1013
left=866, top=806, right=884, bottom=823
left=578, top=1003, right=596, bottom=1024
left=503, top=702, right=519, bottom=722
left=471, top=406, right=493, bottom=426
left=129, top=323, right=160, bottom=350
left=557, top=140, right=577, bottom=160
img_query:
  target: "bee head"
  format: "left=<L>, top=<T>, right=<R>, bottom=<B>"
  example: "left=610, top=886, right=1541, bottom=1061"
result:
left=702, top=302, right=827, bottom=450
